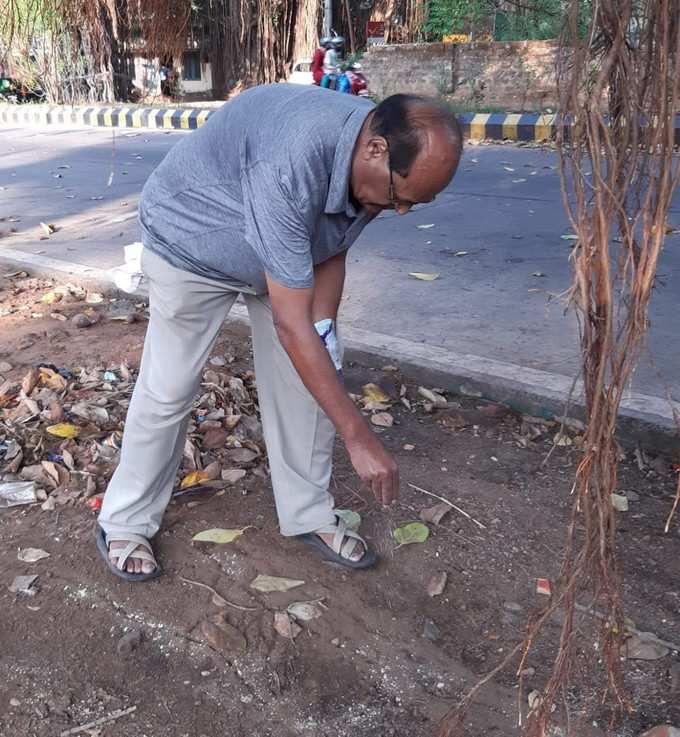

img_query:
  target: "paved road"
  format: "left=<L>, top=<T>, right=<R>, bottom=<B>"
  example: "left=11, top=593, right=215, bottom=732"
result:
left=1, top=124, right=679, bottom=401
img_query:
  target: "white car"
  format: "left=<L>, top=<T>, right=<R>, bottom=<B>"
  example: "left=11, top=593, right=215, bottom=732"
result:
left=289, top=59, right=313, bottom=85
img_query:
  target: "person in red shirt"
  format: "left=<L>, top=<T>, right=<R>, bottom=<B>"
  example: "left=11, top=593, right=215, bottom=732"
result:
left=312, top=37, right=331, bottom=85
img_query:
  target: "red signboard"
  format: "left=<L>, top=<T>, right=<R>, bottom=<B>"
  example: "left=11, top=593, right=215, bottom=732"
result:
left=366, top=21, right=385, bottom=38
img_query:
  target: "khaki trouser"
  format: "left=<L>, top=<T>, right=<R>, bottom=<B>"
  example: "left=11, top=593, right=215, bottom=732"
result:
left=98, top=247, right=338, bottom=539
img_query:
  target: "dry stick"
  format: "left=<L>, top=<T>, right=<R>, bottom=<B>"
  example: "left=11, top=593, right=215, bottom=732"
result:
left=180, top=576, right=260, bottom=612
left=664, top=474, right=680, bottom=534
left=407, top=483, right=487, bottom=530
left=59, top=706, right=137, bottom=736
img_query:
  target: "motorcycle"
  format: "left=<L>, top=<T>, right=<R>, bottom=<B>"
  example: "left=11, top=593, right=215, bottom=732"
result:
left=321, top=63, right=370, bottom=97
left=341, top=63, right=369, bottom=97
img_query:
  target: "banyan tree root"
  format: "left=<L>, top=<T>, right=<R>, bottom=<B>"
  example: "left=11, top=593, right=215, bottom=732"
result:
left=439, top=2, right=680, bottom=736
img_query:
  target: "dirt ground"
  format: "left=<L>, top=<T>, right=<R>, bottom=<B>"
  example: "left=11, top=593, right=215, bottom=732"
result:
left=0, top=270, right=679, bottom=737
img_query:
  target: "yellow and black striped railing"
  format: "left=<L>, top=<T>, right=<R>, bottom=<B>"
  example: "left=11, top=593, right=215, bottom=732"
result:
left=3, top=104, right=680, bottom=144
left=458, top=112, right=680, bottom=144
left=0, top=104, right=214, bottom=130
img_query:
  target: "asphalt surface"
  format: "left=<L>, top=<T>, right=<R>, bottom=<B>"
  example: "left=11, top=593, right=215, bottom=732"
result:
left=1, top=124, right=679, bottom=401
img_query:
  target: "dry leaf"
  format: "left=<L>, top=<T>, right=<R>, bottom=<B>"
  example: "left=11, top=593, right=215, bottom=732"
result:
left=553, top=432, right=572, bottom=446
left=416, top=223, right=435, bottom=229
left=393, top=522, right=430, bottom=546
left=420, top=502, right=451, bottom=526
left=370, top=411, right=394, bottom=428
left=221, top=469, right=247, bottom=484
left=39, top=368, right=67, bottom=391
left=623, top=633, right=670, bottom=660
left=46, top=423, right=79, bottom=439
left=417, top=386, right=447, bottom=407
left=409, top=272, right=440, bottom=281
left=21, top=368, right=39, bottom=396
left=202, top=428, right=228, bottom=449
left=251, top=574, right=305, bottom=593
left=40, top=222, right=55, bottom=235
left=273, top=611, right=301, bottom=639
left=287, top=601, right=323, bottom=621
left=180, top=470, right=211, bottom=489
left=226, top=447, right=258, bottom=464
left=17, top=548, right=50, bottom=563
left=426, top=571, right=447, bottom=597
left=192, top=527, right=250, bottom=544
left=203, top=461, right=221, bottom=480
left=362, top=383, right=391, bottom=403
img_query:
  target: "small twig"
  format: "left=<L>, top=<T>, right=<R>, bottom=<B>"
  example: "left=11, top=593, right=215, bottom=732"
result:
left=664, top=474, right=680, bottom=534
left=59, top=706, right=137, bottom=736
left=180, top=576, right=259, bottom=612
left=407, top=483, right=486, bottom=529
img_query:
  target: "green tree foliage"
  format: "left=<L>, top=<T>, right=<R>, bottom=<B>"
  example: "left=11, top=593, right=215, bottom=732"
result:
left=424, top=0, right=492, bottom=38
left=423, top=0, right=591, bottom=41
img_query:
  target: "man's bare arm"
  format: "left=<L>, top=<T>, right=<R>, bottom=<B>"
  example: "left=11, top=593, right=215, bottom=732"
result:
left=266, top=273, right=398, bottom=505
left=312, top=250, right=347, bottom=322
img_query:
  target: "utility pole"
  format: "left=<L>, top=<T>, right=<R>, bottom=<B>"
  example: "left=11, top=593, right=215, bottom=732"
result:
left=323, top=0, right=332, bottom=36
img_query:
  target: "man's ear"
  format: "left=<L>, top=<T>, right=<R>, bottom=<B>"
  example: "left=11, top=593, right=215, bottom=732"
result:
left=365, top=136, right=388, bottom=160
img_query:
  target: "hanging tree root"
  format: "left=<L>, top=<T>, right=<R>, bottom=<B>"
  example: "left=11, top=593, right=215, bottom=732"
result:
left=439, top=2, right=680, bottom=735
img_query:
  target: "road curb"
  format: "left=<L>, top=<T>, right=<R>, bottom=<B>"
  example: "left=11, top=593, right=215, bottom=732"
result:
left=1, top=247, right=677, bottom=456
left=0, top=103, right=213, bottom=131
left=456, top=112, right=680, bottom=144
left=4, top=103, right=680, bottom=143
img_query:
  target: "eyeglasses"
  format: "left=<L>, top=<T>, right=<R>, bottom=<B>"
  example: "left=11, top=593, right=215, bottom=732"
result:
left=386, top=145, right=420, bottom=212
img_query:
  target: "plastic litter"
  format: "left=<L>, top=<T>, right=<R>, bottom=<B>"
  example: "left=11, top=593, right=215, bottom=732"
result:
left=0, top=481, right=38, bottom=508
left=107, top=242, right=148, bottom=296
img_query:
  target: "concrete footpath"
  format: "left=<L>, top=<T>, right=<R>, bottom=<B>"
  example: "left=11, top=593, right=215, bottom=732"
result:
left=1, top=123, right=679, bottom=452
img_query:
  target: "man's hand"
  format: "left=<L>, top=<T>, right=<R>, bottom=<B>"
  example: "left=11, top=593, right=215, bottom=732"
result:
left=345, top=430, right=399, bottom=506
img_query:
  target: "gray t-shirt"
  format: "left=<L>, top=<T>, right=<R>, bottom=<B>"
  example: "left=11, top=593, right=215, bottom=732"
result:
left=139, top=83, right=375, bottom=293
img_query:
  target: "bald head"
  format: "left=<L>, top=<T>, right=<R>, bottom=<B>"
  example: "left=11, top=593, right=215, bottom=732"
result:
left=370, top=94, right=462, bottom=176
left=351, top=94, right=462, bottom=215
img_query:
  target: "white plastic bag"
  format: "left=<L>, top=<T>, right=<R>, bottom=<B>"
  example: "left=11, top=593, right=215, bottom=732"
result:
left=107, top=242, right=148, bottom=296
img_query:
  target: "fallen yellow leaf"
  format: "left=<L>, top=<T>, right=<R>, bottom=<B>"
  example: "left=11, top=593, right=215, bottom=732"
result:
left=39, top=368, right=68, bottom=391
left=362, top=383, right=391, bottom=403
left=409, top=272, right=440, bottom=281
left=192, top=527, right=250, bottom=543
left=180, top=470, right=211, bottom=489
left=46, top=423, right=79, bottom=438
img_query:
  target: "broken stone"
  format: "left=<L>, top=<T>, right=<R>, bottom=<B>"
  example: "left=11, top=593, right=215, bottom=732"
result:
left=71, top=313, right=91, bottom=329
